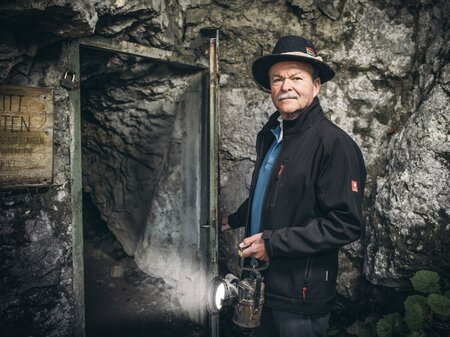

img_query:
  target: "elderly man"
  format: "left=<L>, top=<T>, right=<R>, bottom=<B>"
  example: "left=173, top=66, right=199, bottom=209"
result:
left=221, top=36, right=367, bottom=337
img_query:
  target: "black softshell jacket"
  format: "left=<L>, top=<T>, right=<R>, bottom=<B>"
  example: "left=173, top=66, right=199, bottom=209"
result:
left=228, top=97, right=367, bottom=314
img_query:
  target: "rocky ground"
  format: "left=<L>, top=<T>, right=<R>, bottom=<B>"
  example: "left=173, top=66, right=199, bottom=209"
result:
left=83, top=193, right=204, bottom=337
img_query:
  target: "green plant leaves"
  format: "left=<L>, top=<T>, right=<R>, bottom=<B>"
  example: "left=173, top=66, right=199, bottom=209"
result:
left=410, top=270, right=441, bottom=294
left=376, top=313, right=402, bottom=337
left=405, top=295, right=428, bottom=308
left=428, top=293, right=450, bottom=319
left=369, top=270, right=449, bottom=337
left=404, top=302, right=424, bottom=331
left=409, top=332, right=425, bottom=337
left=404, top=295, right=431, bottom=331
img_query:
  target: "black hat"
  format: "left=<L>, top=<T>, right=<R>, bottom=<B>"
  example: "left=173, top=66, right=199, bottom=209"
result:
left=252, top=35, right=335, bottom=91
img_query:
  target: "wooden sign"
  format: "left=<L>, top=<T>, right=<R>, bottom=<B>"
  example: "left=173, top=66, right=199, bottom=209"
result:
left=0, top=85, right=54, bottom=189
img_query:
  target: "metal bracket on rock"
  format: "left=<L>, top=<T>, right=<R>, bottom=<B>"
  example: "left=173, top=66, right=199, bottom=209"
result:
left=60, top=71, right=78, bottom=90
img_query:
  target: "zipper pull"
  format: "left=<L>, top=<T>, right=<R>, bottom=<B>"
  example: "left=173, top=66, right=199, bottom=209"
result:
left=302, top=286, right=308, bottom=302
left=276, top=159, right=287, bottom=180
left=277, top=163, right=285, bottom=178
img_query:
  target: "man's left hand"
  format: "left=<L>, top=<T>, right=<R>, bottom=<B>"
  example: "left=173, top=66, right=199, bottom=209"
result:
left=239, top=233, right=269, bottom=261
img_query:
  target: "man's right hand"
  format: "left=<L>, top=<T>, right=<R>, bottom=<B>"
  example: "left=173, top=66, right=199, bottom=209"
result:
left=220, top=217, right=232, bottom=232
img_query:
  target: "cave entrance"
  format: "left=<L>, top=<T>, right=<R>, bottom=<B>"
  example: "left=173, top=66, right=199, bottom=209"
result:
left=67, top=37, right=220, bottom=337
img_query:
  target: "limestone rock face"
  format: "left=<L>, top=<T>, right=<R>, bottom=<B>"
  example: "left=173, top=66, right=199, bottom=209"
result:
left=364, top=84, right=450, bottom=287
left=330, top=3, right=416, bottom=77
left=220, top=89, right=273, bottom=161
left=81, top=51, right=198, bottom=256
left=360, top=0, right=450, bottom=287
left=134, top=100, right=207, bottom=316
left=0, top=0, right=98, bottom=37
left=94, top=0, right=184, bottom=49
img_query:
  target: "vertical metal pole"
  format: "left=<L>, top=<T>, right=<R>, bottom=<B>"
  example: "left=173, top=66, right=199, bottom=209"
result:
left=209, top=31, right=220, bottom=337
left=66, top=39, right=85, bottom=337
left=215, top=29, right=221, bottom=199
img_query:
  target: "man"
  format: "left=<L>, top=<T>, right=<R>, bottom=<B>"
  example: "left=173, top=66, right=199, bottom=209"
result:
left=221, top=36, right=367, bottom=337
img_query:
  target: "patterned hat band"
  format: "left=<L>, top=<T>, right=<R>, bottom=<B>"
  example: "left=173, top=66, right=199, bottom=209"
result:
left=280, top=51, right=324, bottom=62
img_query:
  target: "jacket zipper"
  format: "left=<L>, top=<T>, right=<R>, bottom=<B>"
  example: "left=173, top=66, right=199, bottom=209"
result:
left=270, top=159, right=288, bottom=208
left=302, top=256, right=312, bottom=303
left=244, top=133, right=268, bottom=237
left=256, top=132, right=284, bottom=234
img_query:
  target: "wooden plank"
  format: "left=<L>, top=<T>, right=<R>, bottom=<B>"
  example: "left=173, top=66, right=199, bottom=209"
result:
left=0, top=85, right=54, bottom=189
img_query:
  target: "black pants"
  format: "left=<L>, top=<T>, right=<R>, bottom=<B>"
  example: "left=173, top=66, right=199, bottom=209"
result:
left=254, top=307, right=330, bottom=337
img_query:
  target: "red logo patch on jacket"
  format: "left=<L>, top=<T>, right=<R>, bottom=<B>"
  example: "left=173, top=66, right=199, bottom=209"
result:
left=351, top=180, right=358, bottom=192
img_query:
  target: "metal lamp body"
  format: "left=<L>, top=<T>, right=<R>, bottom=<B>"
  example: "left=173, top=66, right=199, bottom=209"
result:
left=207, top=260, right=268, bottom=329
left=232, top=277, right=265, bottom=328
left=207, top=274, right=240, bottom=314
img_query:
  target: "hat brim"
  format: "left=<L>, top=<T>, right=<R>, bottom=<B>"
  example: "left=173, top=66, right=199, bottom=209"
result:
left=252, top=54, right=335, bottom=92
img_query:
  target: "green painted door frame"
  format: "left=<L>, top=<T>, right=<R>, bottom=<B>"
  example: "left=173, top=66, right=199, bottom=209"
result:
left=66, top=39, right=84, bottom=337
left=66, top=36, right=220, bottom=337
left=208, top=33, right=220, bottom=337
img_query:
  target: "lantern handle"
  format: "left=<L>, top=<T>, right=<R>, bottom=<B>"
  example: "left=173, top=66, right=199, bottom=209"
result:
left=240, top=257, right=270, bottom=271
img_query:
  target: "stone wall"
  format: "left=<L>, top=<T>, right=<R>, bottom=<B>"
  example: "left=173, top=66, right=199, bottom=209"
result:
left=0, top=41, right=79, bottom=336
left=81, top=48, right=209, bottom=318
left=0, top=0, right=449, bottom=335
left=80, top=50, right=200, bottom=256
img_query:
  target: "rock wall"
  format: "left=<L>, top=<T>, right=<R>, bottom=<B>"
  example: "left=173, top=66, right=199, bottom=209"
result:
left=362, top=1, right=450, bottom=287
left=81, top=48, right=209, bottom=318
left=0, top=42, right=79, bottom=336
left=365, top=84, right=450, bottom=287
left=81, top=50, right=200, bottom=256
left=0, top=0, right=449, bottom=335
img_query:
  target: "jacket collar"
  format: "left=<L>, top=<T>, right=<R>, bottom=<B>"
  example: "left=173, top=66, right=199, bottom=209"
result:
left=264, top=97, right=325, bottom=135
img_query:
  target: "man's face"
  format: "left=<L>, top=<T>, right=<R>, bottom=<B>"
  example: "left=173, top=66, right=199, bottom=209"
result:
left=269, top=61, right=321, bottom=119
